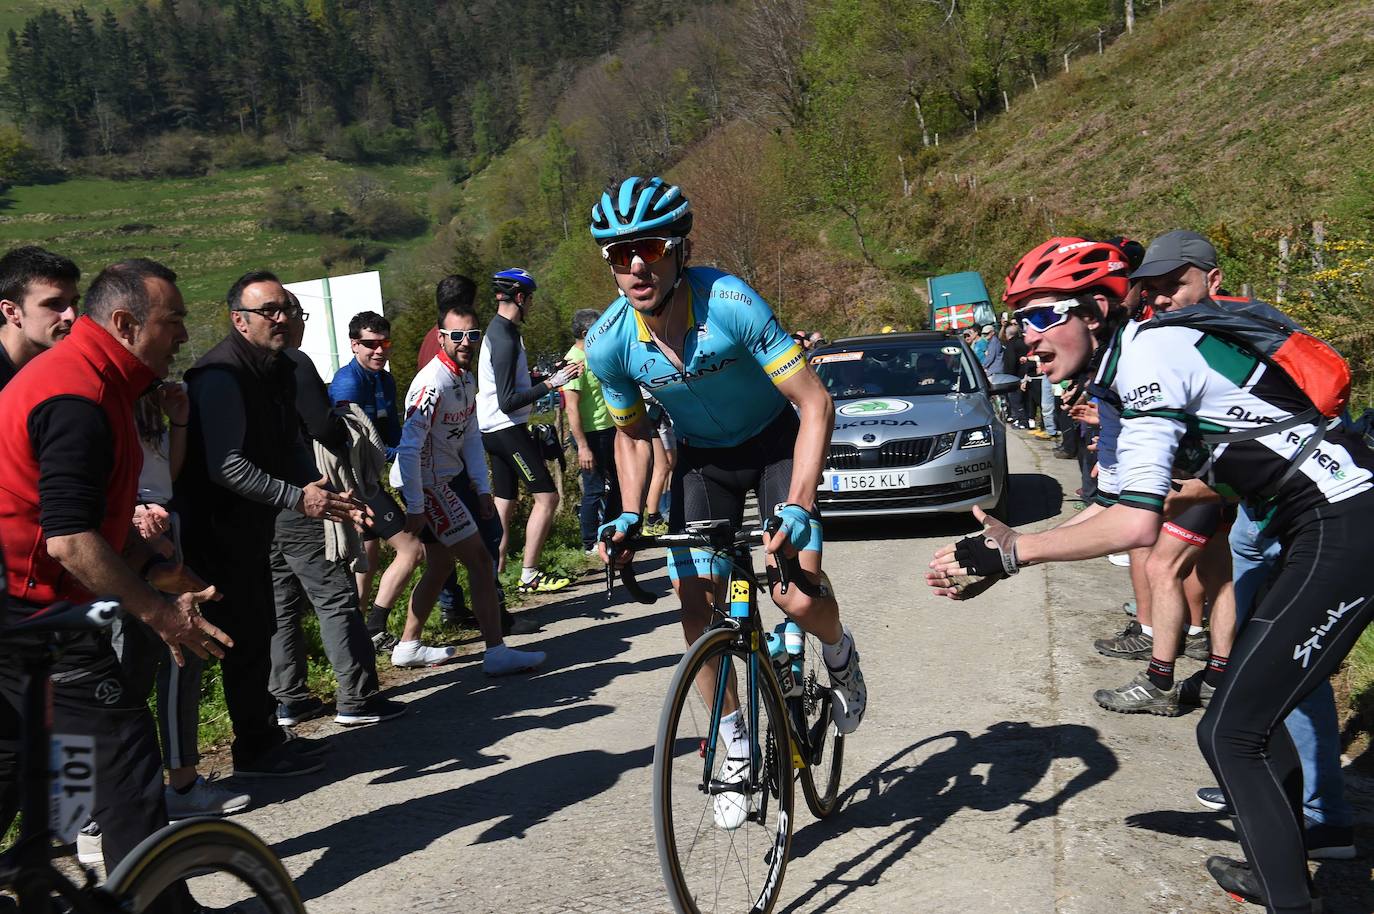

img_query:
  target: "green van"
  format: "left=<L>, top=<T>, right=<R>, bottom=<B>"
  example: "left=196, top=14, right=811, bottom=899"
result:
left=928, top=271, right=995, bottom=331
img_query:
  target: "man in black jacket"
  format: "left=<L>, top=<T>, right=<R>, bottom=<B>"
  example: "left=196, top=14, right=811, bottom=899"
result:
left=1001, top=320, right=1032, bottom=429
left=177, top=271, right=360, bottom=778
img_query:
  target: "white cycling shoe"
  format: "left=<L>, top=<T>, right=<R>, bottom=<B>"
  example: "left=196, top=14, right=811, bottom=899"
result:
left=713, top=756, right=757, bottom=830
left=826, top=628, right=867, bottom=735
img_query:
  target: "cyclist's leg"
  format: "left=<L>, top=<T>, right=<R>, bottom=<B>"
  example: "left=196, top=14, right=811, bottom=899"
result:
left=482, top=430, right=519, bottom=571
left=1197, top=501, right=1374, bottom=911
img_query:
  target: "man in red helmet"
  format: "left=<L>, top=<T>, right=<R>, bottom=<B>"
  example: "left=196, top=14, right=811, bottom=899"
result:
left=928, top=232, right=1374, bottom=913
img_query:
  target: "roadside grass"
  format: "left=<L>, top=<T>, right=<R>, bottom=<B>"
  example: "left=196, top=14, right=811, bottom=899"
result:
left=0, top=155, right=449, bottom=364
left=1337, top=629, right=1374, bottom=769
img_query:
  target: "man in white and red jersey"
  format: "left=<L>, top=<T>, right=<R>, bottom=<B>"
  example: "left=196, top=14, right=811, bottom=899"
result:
left=390, top=293, right=546, bottom=675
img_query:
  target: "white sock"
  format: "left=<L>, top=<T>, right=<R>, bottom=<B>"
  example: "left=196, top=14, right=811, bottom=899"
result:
left=1140, top=624, right=1154, bottom=637
left=719, top=711, right=749, bottom=758
left=395, top=639, right=419, bottom=651
left=822, top=630, right=852, bottom=670
left=1187, top=625, right=1204, bottom=635
left=520, top=566, right=538, bottom=583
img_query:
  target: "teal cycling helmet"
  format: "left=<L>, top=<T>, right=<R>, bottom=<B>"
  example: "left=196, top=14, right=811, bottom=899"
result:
left=589, top=177, right=692, bottom=242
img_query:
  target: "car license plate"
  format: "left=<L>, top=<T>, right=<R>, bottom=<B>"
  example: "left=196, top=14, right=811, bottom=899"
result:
left=823, top=470, right=910, bottom=492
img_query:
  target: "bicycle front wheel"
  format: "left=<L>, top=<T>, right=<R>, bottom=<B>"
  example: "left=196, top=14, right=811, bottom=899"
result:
left=103, top=818, right=305, bottom=913
left=797, top=629, right=845, bottom=819
left=653, top=626, right=795, bottom=914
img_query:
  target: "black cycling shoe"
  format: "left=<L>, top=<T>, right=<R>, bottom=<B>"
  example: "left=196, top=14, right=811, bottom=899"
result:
left=1206, top=856, right=1263, bottom=905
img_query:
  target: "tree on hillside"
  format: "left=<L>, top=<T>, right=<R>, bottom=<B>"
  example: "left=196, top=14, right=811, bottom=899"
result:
left=795, top=81, right=884, bottom=266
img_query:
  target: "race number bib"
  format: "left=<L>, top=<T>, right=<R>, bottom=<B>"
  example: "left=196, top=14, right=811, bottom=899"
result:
left=50, top=733, right=96, bottom=844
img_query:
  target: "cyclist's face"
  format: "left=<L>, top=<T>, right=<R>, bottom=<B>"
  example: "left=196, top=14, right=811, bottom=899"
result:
left=440, top=310, right=478, bottom=368
left=612, top=238, right=687, bottom=312
left=1019, top=292, right=1095, bottom=383
left=1140, top=264, right=1221, bottom=313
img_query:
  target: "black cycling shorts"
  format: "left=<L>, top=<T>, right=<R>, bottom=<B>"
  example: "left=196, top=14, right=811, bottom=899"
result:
left=1162, top=502, right=1237, bottom=547
left=667, top=407, right=820, bottom=580
left=362, top=488, right=405, bottom=542
left=482, top=424, right=556, bottom=500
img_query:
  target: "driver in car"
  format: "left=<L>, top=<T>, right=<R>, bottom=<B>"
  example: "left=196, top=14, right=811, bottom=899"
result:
left=829, top=359, right=882, bottom=397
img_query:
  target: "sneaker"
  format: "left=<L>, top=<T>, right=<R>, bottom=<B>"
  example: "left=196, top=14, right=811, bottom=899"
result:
left=1052, top=446, right=1075, bottom=460
left=1107, top=552, right=1131, bottom=567
left=826, top=628, right=867, bottom=735
left=642, top=516, right=670, bottom=537
left=370, top=629, right=398, bottom=653
left=502, top=609, right=541, bottom=637
left=483, top=643, right=546, bottom=676
left=165, top=776, right=251, bottom=820
left=1093, top=620, right=1153, bottom=660
left=1031, top=429, right=1055, bottom=440
left=232, top=742, right=325, bottom=779
left=1196, top=786, right=1228, bottom=811
left=1178, top=670, right=1216, bottom=708
left=335, top=697, right=407, bottom=728
left=77, top=821, right=102, bottom=866
left=516, top=570, right=571, bottom=594
left=390, top=640, right=460, bottom=668
left=1184, top=628, right=1212, bottom=661
left=282, top=730, right=330, bottom=755
left=1205, top=856, right=1263, bottom=906
left=712, top=756, right=756, bottom=830
left=1305, top=820, right=1356, bottom=860
left=276, top=696, right=325, bottom=727
left=1093, top=670, right=1182, bottom=717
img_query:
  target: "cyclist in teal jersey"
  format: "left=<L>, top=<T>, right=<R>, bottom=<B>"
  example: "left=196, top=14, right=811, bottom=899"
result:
left=587, top=178, right=867, bottom=827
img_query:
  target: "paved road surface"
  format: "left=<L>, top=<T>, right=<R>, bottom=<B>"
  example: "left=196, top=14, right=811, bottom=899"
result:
left=192, top=431, right=1373, bottom=913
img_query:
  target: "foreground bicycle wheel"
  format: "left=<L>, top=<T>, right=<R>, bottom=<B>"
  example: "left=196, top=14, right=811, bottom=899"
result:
left=654, top=627, right=794, bottom=914
left=796, top=630, right=845, bottom=819
left=104, top=818, right=306, bottom=913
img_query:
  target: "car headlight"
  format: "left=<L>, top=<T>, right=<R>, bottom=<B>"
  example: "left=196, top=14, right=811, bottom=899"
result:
left=959, top=425, right=993, bottom=449
left=930, top=432, right=957, bottom=460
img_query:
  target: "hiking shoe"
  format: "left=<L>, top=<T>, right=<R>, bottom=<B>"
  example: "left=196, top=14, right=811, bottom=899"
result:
left=77, top=821, right=102, bottom=866
left=1183, top=628, right=1211, bottom=661
left=502, top=609, right=541, bottom=637
left=1196, top=786, right=1228, bottom=812
left=282, top=731, right=330, bottom=755
left=276, top=696, right=325, bottom=727
left=335, top=697, right=406, bottom=728
left=232, top=743, right=325, bottom=779
left=1094, top=620, right=1153, bottom=660
left=1093, top=670, right=1182, bottom=717
left=1206, top=856, right=1263, bottom=906
left=483, top=644, right=546, bottom=676
left=390, top=640, right=460, bottom=668
left=826, top=628, right=867, bottom=735
left=165, top=776, right=251, bottom=820
left=517, top=571, right=571, bottom=594
left=712, top=756, right=757, bottom=830
left=1306, top=820, right=1356, bottom=860
left=370, top=629, right=398, bottom=653
left=1178, top=669, right=1215, bottom=708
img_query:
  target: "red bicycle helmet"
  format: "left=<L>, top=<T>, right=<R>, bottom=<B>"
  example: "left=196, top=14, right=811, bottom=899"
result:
left=1003, top=237, right=1130, bottom=307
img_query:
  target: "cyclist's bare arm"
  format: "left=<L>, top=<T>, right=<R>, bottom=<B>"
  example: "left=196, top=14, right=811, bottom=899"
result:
left=775, top=366, right=834, bottom=512
left=604, top=418, right=657, bottom=562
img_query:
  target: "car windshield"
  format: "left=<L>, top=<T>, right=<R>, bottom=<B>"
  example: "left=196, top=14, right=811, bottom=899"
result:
left=811, top=340, right=979, bottom=398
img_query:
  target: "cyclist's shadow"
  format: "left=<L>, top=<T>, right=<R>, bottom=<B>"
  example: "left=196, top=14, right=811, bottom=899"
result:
left=783, top=721, right=1118, bottom=913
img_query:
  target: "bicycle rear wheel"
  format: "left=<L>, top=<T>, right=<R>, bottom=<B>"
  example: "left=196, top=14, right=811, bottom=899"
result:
left=653, top=626, right=794, bottom=914
left=796, top=630, right=845, bottom=819
left=103, top=818, right=305, bottom=913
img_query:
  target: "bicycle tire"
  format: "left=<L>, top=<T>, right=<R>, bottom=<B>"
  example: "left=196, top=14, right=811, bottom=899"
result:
left=103, top=818, right=305, bottom=914
left=796, top=630, right=845, bottom=819
left=653, top=626, right=794, bottom=914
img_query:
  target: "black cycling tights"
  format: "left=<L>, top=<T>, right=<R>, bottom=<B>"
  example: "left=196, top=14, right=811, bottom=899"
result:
left=1197, top=494, right=1374, bottom=914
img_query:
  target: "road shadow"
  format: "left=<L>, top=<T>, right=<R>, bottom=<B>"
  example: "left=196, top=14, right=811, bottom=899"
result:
left=1124, top=809, right=1235, bottom=842
left=824, top=471, right=1064, bottom=544
left=782, top=721, right=1118, bottom=913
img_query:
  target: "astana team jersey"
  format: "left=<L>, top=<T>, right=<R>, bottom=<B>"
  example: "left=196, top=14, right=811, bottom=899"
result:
left=584, top=267, right=806, bottom=448
left=1104, top=320, right=1374, bottom=531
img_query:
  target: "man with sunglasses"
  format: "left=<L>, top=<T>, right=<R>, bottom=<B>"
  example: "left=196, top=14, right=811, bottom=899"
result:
left=587, top=177, right=868, bottom=828
left=476, top=268, right=581, bottom=595
left=178, top=270, right=362, bottom=778
left=330, top=310, right=424, bottom=651
left=928, top=234, right=1374, bottom=912
left=392, top=294, right=546, bottom=675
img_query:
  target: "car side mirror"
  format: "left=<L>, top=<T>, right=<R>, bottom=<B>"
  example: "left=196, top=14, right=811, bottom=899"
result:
left=986, top=372, right=1021, bottom=395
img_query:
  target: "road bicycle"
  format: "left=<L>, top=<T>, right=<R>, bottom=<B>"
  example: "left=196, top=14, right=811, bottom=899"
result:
left=0, top=598, right=306, bottom=913
left=605, top=520, right=846, bottom=914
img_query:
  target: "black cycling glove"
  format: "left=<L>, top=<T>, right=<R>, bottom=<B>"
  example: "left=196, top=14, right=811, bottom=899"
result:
left=952, top=526, right=1022, bottom=578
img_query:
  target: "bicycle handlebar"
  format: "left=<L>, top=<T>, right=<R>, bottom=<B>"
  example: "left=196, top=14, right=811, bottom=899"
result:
left=600, top=520, right=826, bottom=604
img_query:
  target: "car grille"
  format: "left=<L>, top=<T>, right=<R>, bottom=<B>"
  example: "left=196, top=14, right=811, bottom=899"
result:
left=818, top=478, right=993, bottom=512
left=825, top=435, right=951, bottom=470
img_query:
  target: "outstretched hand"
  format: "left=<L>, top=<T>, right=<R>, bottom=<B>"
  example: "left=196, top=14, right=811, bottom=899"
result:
left=925, top=506, right=1020, bottom=600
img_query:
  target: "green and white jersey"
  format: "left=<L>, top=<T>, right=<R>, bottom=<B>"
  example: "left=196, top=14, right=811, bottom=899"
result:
left=1105, top=321, right=1374, bottom=530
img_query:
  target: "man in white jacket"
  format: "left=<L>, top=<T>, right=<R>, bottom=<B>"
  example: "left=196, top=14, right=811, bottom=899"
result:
left=393, top=295, right=546, bottom=675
